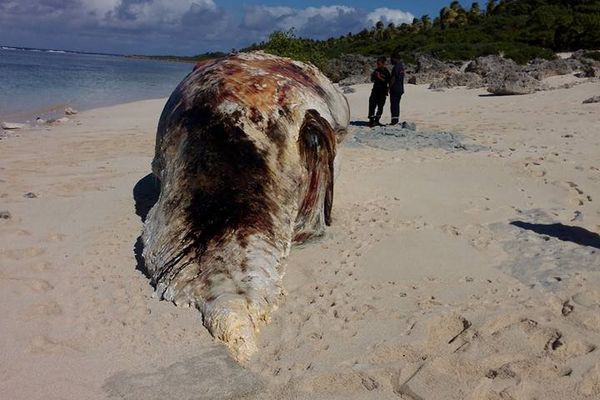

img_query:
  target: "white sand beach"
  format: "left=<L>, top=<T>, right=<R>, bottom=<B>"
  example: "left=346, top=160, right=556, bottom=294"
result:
left=1, top=77, right=599, bottom=399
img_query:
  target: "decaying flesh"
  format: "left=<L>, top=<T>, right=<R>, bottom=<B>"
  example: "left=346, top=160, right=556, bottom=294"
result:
left=142, top=52, right=350, bottom=361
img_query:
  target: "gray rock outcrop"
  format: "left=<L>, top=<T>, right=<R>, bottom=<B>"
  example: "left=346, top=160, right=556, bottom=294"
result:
left=525, top=58, right=581, bottom=80
left=487, top=71, right=543, bottom=95
left=570, top=51, right=600, bottom=78
left=407, top=55, right=458, bottom=84
left=429, top=72, right=483, bottom=90
left=1, top=122, right=27, bottom=130
left=339, top=74, right=370, bottom=86
left=466, top=55, right=518, bottom=79
left=583, top=95, right=600, bottom=104
left=325, top=54, right=376, bottom=83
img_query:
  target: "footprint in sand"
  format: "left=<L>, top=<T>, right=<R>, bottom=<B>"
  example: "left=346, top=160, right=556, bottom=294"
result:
left=25, top=300, right=63, bottom=320
left=562, top=181, right=592, bottom=206
left=28, top=279, right=54, bottom=292
left=0, top=275, right=54, bottom=292
left=0, top=247, right=46, bottom=260
left=28, top=335, right=70, bottom=354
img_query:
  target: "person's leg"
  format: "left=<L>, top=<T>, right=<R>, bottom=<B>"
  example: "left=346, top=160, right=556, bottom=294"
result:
left=374, top=95, right=386, bottom=125
left=390, top=94, right=401, bottom=125
left=368, top=93, right=377, bottom=127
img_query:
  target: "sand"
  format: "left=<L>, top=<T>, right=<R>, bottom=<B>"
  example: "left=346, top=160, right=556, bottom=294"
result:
left=1, top=76, right=599, bottom=400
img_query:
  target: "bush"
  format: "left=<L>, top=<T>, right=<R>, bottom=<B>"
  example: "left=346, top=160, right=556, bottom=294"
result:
left=501, top=44, right=556, bottom=64
left=262, top=29, right=327, bottom=69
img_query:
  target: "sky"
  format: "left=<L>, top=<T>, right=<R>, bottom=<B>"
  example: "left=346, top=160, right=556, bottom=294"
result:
left=0, top=1, right=465, bottom=55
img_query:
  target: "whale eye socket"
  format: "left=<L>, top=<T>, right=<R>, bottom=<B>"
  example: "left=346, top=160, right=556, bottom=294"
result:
left=308, top=134, right=320, bottom=148
left=301, top=125, right=322, bottom=151
left=295, top=110, right=336, bottom=235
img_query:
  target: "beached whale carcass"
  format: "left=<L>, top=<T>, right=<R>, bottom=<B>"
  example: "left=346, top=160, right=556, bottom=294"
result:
left=142, top=52, right=350, bottom=361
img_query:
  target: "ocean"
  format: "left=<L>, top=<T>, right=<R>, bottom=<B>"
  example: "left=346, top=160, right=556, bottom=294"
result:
left=0, top=47, right=192, bottom=122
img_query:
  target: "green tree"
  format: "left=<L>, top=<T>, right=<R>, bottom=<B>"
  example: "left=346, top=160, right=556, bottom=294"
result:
left=440, top=7, right=458, bottom=29
left=262, top=29, right=326, bottom=68
left=486, top=0, right=497, bottom=16
left=421, top=14, right=432, bottom=30
left=469, top=2, right=482, bottom=22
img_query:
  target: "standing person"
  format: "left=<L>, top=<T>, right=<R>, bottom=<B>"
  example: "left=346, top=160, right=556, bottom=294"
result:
left=389, top=54, right=405, bottom=126
left=368, top=56, right=391, bottom=127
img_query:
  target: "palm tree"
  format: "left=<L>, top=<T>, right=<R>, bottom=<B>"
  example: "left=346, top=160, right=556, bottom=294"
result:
left=440, top=6, right=458, bottom=29
left=374, top=20, right=385, bottom=40
left=469, top=2, right=482, bottom=21
left=486, top=0, right=497, bottom=16
left=495, top=0, right=510, bottom=14
left=412, top=17, right=423, bottom=31
left=450, top=1, right=464, bottom=12
left=421, top=14, right=432, bottom=30
left=398, top=23, right=411, bottom=34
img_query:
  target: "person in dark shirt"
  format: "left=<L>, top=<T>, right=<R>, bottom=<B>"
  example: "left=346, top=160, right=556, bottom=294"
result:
left=368, top=56, right=391, bottom=127
left=389, top=54, right=405, bottom=126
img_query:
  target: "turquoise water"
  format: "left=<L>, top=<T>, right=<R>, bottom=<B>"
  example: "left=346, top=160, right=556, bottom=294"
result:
left=0, top=47, right=192, bottom=122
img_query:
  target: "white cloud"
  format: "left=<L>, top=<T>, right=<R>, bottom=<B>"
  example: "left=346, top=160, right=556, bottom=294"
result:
left=280, top=5, right=356, bottom=30
left=96, top=0, right=220, bottom=29
left=0, top=2, right=416, bottom=54
left=81, top=0, right=120, bottom=14
left=367, top=8, right=415, bottom=26
left=242, top=5, right=415, bottom=39
left=243, top=5, right=356, bottom=32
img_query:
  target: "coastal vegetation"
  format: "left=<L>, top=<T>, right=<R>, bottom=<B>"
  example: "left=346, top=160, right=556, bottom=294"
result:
left=252, top=0, right=600, bottom=66
left=134, top=1, right=600, bottom=70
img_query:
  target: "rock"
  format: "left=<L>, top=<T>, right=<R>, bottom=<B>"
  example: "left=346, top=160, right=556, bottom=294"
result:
left=23, top=192, right=38, bottom=199
left=581, top=61, right=600, bottom=78
left=487, top=71, right=542, bottom=95
left=583, top=95, right=600, bottom=104
left=429, top=72, right=483, bottom=89
left=1, top=122, right=27, bottom=130
left=570, top=51, right=600, bottom=77
left=0, top=210, right=11, bottom=219
left=558, top=82, right=579, bottom=90
left=466, top=55, right=518, bottom=78
left=53, top=117, right=69, bottom=124
left=525, top=58, right=578, bottom=80
left=408, top=55, right=459, bottom=85
left=416, top=54, right=457, bottom=75
left=324, top=54, right=376, bottom=83
left=341, top=86, right=356, bottom=94
left=351, top=125, right=487, bottom=152
left=64, top=107, right=78, bottom=115
left=401, top=121, right=416, bottom=131
left=339, top=74, right=370, bottom=86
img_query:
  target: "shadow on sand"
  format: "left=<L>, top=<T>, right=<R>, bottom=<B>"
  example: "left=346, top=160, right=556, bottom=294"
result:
left=133, top=173, right=161, bottom=279
left=510, top=221, right=600, bottom=250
